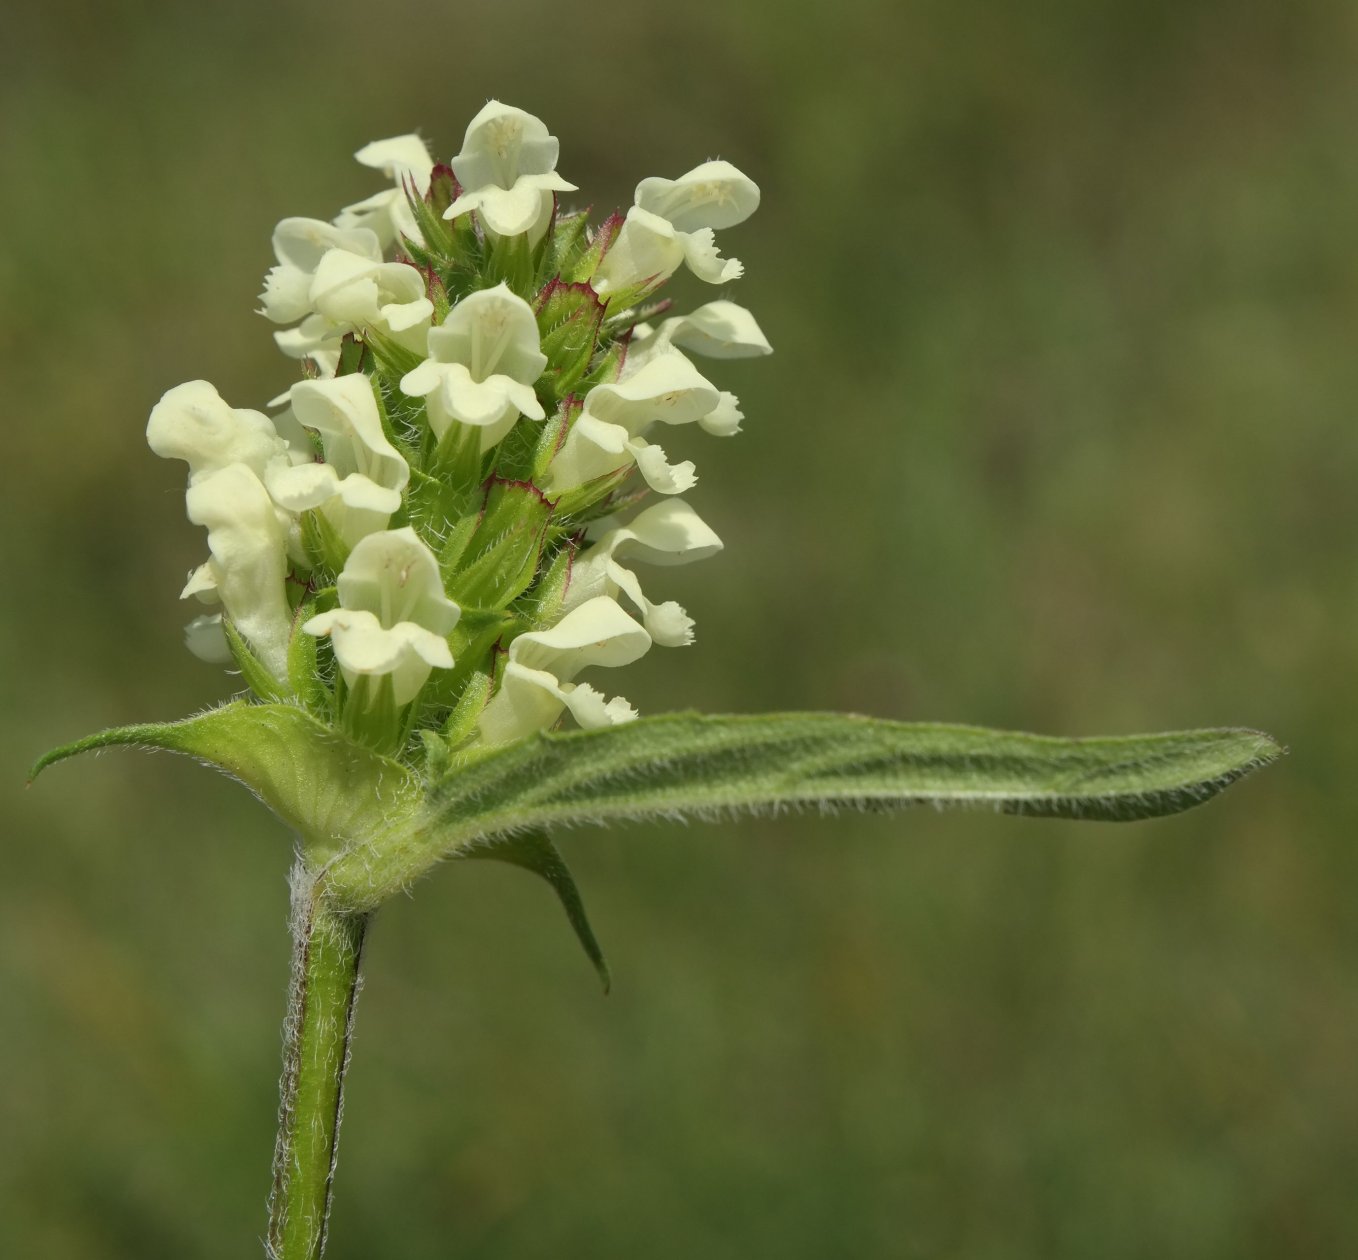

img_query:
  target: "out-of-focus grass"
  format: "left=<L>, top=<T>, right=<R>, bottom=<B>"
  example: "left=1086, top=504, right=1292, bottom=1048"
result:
left=4, top=1, right=1356, bottom=1256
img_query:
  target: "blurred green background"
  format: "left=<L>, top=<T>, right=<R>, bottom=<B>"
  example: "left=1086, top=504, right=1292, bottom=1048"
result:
left=4, top=0, right=1355, bottom=1255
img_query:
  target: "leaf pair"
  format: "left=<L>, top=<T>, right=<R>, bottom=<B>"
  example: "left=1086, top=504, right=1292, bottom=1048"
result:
left=30, top=705, right=1281, bottom=987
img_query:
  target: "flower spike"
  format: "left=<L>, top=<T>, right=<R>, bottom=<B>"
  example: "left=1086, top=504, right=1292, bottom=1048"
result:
left=32, top=101, right=1282, bottom=1260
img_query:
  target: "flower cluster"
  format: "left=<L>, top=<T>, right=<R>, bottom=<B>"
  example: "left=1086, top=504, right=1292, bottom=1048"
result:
left=148, top=101, right=768, bottom=754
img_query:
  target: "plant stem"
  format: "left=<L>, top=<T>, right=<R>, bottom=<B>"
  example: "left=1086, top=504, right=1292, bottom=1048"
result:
left=267, top=864, right=369, bottom=1260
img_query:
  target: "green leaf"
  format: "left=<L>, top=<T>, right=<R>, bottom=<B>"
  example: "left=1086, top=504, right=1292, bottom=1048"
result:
left=460, top=829, right=610, bottom=992
left=30, top=702, right=418, bottom=864
left=33, top=708, right=1281, bottom=928
left=324, top=713, right=1281, bottom=912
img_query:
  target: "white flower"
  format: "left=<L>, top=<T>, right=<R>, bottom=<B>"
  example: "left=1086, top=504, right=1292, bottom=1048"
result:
left=185, top=464, right=293, bottom=678
left=592, top=161, right=759, bottom=297
left=642, top=300, right=773, bottom=360
left=562, top=499, right=723, bottom=646
left=399, top=283, right=547, bottom=448
left=334, top=134, right=435, bottom=249
left=444, top=101, right=576, bottom=243
left=259, top=218, right=382, bottom=326
left=624, top=301, right=767, bottom=437
left=264, top=375, right=410, bottom=547
left=267, top=235, right=434, bottom=362
left=273, top=315, right=345, bottom=364
left=634, top=160, right=760, bottom=232
left=475, top=596, right=651, bottom=745
left=543, top=351, right=721, bottom=495
left=309, top=249, right=434, bottom=339
left=591, top=206, right=741, bottom=296
left=303, top=527, right=460, bottom=706
left=147, top=381, right=289, bottom=484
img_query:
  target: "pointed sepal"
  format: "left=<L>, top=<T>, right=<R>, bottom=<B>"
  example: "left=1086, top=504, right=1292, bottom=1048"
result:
left=460, top=829, right=610, bottom=992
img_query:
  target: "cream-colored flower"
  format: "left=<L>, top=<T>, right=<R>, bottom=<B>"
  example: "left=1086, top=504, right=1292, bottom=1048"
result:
left=147, top=380, right=288, bottom=484
left=641, top=300, right=772, bottom=360
left=399, top=283, right=546, bottom=448
left=562, top=499, right=723, bottom=646
left=304, top=527, right=460, bottom=706
left=444, top=101, right=576, bottom=243
left=475, top=597, right=651, bottom=745
left=259, top=218, right=382, bottom=326
left=184, top=464, right=293, bottom=678
left=543, top=351, right=720, bottom=495
left=592, top=161, right=759, bottom=297
left=334, top=134, right=436, bottom=248
left=263, top=375, right=410, bottom=547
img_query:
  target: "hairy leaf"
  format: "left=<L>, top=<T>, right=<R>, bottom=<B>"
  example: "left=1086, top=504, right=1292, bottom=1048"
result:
left=325, top=712, right=1281, bottom=911
left=30, top=702, right=418, bottom=863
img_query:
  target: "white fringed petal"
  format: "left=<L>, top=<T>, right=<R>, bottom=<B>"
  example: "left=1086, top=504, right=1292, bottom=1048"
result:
left=475, top=663, right=638, bottom=746
left=543, top=353, right=719, bottom=495
left=678, top=227, right=744, bottom=286
left=628, top=437, right=698, bottom=495
left=697, top=390, right=744, bottom=437
left=592, top=193, right=746, bottom=296
left=546, top=422, right=703, bottom=496
left=563, top=500, right=721, bottom=646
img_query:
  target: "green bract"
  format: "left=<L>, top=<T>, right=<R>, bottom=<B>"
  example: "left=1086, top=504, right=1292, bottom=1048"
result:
left=32, top=100, right=1280, bottom=1260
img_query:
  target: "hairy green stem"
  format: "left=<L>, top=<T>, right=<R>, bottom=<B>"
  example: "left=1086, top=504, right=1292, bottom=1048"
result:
left=267, top=865, right=368, bottom=1260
